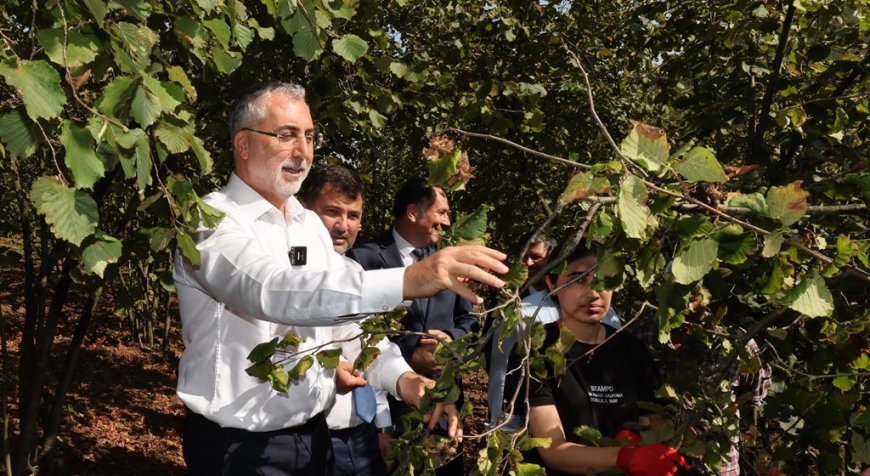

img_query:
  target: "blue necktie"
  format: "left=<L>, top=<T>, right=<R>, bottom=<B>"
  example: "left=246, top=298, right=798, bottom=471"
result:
left=353, top=384, right=377, bottom=423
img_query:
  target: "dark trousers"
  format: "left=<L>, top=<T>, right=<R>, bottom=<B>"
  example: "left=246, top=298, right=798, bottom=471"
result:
left=330, top=422, right=388, bottom=476
left=183, top=411, right=334, bottom=476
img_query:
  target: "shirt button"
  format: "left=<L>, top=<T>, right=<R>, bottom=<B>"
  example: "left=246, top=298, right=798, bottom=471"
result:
left=381, top=305, right=389, bottom=311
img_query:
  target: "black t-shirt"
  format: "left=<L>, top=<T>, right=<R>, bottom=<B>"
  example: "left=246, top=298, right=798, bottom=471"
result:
left=503, top=322, right=661, bottom=471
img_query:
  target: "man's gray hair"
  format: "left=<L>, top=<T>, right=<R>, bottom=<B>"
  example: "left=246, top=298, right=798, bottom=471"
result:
left=228, top=81, right=307, bottom=146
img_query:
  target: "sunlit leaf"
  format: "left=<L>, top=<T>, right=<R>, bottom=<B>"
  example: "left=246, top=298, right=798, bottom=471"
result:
left=763, top=231, right=785, bottom=257
left=782, top=272, right=834, bottom=317
left=617, top=174, right=656, bottom=239
left=558, top=172, right=610, bottom=205
left=61, top=120, right=106, bottom=189
left=725, top=192, right=768, bottom=215
left=0, top=59, right=66, bottom=120
left=270, top=365, right=290, bottom=392
left=37, top=29, right=99, bottom=67
left=767, top=181, right=809, bottom=227
left=315, top=348, right=342, bottom=369
left=96, top=75, right=138, bottom=118
left=619, top=122, right=669, bottom=172
left=287, top=355, right=314, bottom=382
left=110, top=22, right=157, bottom=73
left=332, top=34, right=369, bottom=63
left=674, top=146, right=728, bottom=183
left=175, top=229, right=200, bottom=266
left=671, top=238, right=718, bottom=284
left=30, top=176, right=98, bottom=246
left=293, top=27, right=323, bottom=62
left=442, top=204, right=489, bottom=245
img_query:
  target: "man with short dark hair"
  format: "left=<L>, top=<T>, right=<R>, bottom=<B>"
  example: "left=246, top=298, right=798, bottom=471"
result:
left=173, top=82, right=506, bottom=475
left=519, top=232, right=557, bottom=296
left=348, top=178, right=476, bottom=475
left=301, top=165, right=365, bottom=255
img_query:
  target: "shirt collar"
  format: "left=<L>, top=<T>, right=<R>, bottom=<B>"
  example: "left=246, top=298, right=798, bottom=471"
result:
left=223, top=173, right=307, bottom=223
left=392, top=228, right=416, bottom=260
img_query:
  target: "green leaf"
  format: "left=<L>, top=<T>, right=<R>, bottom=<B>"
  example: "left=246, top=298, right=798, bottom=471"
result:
left=131, top=83, right=161, bottom=127
left=244, top=359, right=272, bottom=380
left=154, top=121, right=190, bottom=153
left=822, top=235, right=853, bottom=278
left=620, top=122, right=669, bottom=172
left=389, top=62, right=408, bottom=78
left=167, top=66, right=197, bottom=101
left=293, top=27, right=323, bottom=62
left=96, top=76, right=138, bottom=118
left=287, top=355, right=315, bottom=382
left=671, top=238, right=718, bottom=284
left=82, top=232, right=123, bottom=278
left=782, top=272, right=834, bottom=317
left=762, top=231, right=785, bottom=258
left=247, top=337, right=280, bottom=363
left=315, top=348, right=342, bottom=369
left=558, top=172, right=611, bottom=205
left=270, top=365, right=290, bottom=392
left=572, top=425, right=604, bottom=446
left=673, top=146, right=728, bottom=183
left=233, top=22, right=255, bottom=49
left=82, top=0, right=108, bottom=26
left=213, top=48, right=242, bottom=73
left=117, top=128, right=152, bottom=191
left=725, top=192, right=768, bottom=215
left=368, top=109, right=386, bottom=129
left=617, top=174, right=657, bottom=239
left=0, top=59, right=66, bottom=120
left=354, top=346, right=381, bottom=372
left=30, top=176, right=98, bottom=246
left=203, top=18, right=231, bottom=49
left=831, top=375, right=854, bottom=392
left=332, top=34, right=369, bottom=63
left=504, top=262, right=528, bottom=291
left=187, top=132, right=214, bottom=174
left=194, top=0, right=222, bottom=12
left=36, top=29, right=99, bottom=67
left=176, top=229, right=200, bottom=266
left=767, top=181, right=809, bottom=227
left=142, top=75, right=182, bottom=114
left=110, top=22, right=157, bottom=73
left=0, top=109, right=41, bottom=158
left=280, top=329, right=305, bottom=348
left=61, top=120, right=106, bottom=190
left=850, top=432, right=870, bottom=464
left=635, top=246, right=665, bottom=289
left=443, top=204, right=489, bottom=245
left=516, top=463, right=547, bottom=476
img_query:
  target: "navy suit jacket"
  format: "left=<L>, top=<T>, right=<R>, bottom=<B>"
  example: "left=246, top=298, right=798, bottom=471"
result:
left=347, top=231, right=479, bottom=374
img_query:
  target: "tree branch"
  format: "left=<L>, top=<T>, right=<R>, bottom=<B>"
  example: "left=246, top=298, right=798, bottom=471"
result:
left=441, top=128, right=588, bottom=169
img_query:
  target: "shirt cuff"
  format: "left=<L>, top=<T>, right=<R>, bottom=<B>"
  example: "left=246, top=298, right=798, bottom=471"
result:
left=361, top=268, right=405, bottom=313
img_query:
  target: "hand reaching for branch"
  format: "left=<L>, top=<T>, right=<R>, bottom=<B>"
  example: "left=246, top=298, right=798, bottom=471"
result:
left=404, top=245, right=507, bottom=304
left=335, top=360, right=367, bottom=395
left=396, top=371, right=462, bottom=439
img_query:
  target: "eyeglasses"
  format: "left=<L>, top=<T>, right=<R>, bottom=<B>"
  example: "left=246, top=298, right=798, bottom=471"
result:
left=241, top=127, right=324, bottom=150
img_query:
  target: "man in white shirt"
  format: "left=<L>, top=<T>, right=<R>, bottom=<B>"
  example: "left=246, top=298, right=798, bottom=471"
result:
left=173, top=82, right=506, bottom=475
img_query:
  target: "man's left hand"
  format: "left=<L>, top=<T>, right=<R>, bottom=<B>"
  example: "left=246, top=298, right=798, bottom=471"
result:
left=396, top=371, right=461, bottom=439
left=335, top=360, right=367, bottom=394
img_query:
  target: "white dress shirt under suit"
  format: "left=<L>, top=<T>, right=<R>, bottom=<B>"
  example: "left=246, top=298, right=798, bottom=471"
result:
left=173, top=173, right=406, bottom=431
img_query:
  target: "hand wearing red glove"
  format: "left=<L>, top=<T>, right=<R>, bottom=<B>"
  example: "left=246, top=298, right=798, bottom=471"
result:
left=616, top=443, right=691, bottom=476
left=615, top=429, right=642, bottom=447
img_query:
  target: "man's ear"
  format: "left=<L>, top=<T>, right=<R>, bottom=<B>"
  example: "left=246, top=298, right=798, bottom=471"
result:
left=233, top=130, right=248, bottom=160
left=406, top=204, right=420, bottom=223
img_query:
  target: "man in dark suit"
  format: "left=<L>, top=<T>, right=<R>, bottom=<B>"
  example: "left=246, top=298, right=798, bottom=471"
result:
left=348, top=178, right=477, bottom=475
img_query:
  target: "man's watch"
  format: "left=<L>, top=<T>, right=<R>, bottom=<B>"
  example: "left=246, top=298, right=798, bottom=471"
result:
left=378, top=425, right=395, bottom=435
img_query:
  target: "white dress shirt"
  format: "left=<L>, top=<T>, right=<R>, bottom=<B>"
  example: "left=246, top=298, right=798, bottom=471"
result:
left=173, top=174, right=405, bottom=431
left=392, top=228, right=417, bottom=266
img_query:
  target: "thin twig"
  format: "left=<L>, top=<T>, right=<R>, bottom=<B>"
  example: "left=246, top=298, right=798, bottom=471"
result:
left=442, top=128, right=589, bottom=170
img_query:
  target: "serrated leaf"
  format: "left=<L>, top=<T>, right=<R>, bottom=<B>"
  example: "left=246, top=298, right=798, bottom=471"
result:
left=82, top=232, right=122, bottom=278
left=293, top=27, right=323, bottom=62
left=203, top=18, right=231, bottom=49
left=213, top=48, right=242, bottom=73
left=315, top=348, right=342, bottom=369
left=725, top=192, right=768, bottom=215
left=176, top=229, right=200, bottom=266
left=37, top=29, right=99, bottom=67
left=244, top=359, right=272, bottom=380
left=247, top=337, right=280, bottom=363
left=767, top=181, right=809, bottom=227
left=280, top=329, right=305, bottom=348
left=167, top=66, right=197, bottom=101
left=782, top=273, right=833, bottom=317
left=131, top=84, right=161, bottom=127
left=30, top=176, right=98, bottom=246
left=368, top=109, right=386, bottom=129
left=851, top=432, right=870, bottom=464
left=443, top=204, right=489, bottom=246
left=635, top=246, right=665, bottom=289
left=154, top=121, right=190, bottom=153
left=187, top=132, right=213, bottom=174
left=354, top=346, right=381, bottom=372
left=389, top=62, right=408, bottom=78
left=96, top=76, right=138, bottom=118
left=0, top=59, right=66, bottom=120
left=763, top=231, right=785, bottom=257
left=832, top=375, right=854, bottom=392
left=717, top=231, right=756, bottom=265
left=822, top=235, right=853, bottom=277
left=82, top=0, right=108, bottom=26
left=61, top=120, right=105, bottom=190
left=287, top=355, right=314, bottom=382
left=194, top=0, right=222, bottom=12
left=558, top=172, right=611, bottom=205
left=504, top=262, right=528, bottom=291
left=674, top=146, right=728, bottom=183
left=617, top=174, right=656, bottom=239
left=517, top=463, right=547, bottom=476
left=671, top=238, right=718, bottom=284
left=233, top=22, right=255, bottom=49
left=111, top=22, right=157, bottom=73
left=142, top=75, right=181, bottom=114
left=332, top=34, right=368, bottom=63
left=0, top=109, right=41, bottom=158
left=620, top=122, right=669, bottom=172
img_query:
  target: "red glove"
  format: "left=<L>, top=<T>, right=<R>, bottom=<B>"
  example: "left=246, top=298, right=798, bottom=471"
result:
left=615, top=429, right=642, bottom=447
left=616, top=443, right=691, bottom=476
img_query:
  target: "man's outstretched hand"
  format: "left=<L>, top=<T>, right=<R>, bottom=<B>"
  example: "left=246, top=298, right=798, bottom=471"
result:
left=404, top=245, right=507, bottom=304
left=335, top=360, right=367, bottom=395
left=395, top=371, right=461, bottom=439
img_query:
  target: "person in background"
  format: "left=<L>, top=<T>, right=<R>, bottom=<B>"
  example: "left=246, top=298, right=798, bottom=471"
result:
left=301, top=165, right=455, bottom=475
left=500, top=244, right=691, bottom=476
left=173, top=82, right=506, bottom=475
left=348, top=178, right=475, bottom=475
left=519, top=232, right=557, bottom=297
